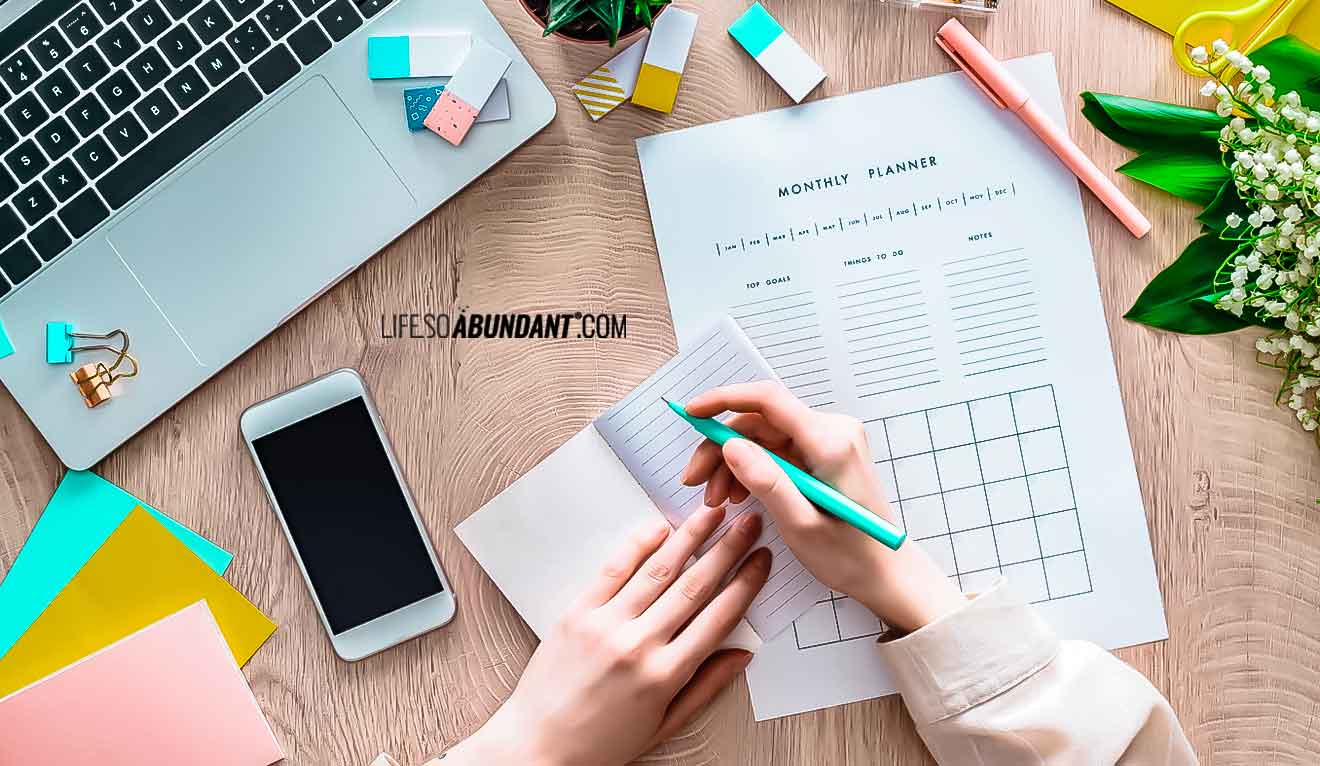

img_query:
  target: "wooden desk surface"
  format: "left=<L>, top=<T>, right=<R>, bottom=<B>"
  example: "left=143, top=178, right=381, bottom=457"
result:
left=2, top=0, right=1319, bottom=763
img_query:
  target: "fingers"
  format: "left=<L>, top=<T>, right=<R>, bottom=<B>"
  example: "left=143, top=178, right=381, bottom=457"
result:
left=649, top=650, right=753, bottom=748
left=685, top=381, right=817, bottom=443
left=575, top=520, right=671, bottom=610
left=611, top=505, right=726, bottom=617
left=721, top=439, right=820, bottom=528
left=641, top=512, right=763, bottom=637
left=667, top=547, right=772, bottom=661
left=703, top=463, right=735, bottom=507
left=680, top=413, right=791, bottom=487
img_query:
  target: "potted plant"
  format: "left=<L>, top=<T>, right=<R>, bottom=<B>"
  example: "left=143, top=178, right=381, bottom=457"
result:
left=520, top=0, right=671, bottom=46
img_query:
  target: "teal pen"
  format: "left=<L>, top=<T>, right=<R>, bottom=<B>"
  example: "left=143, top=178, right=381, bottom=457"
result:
left=664, top=398, right=907, bottom=551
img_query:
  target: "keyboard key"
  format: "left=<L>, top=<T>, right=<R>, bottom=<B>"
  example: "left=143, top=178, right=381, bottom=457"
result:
left=4, top=91, right=48, bottom=136
left=159, top=22, right=201, bottom=67
left=90, top=0, right=135, bottom=24
left=98, top=73, right=258, bottom=208
left=255, top=0, right=298, bottom=38
left=1, top=51, right=40, bottom=94
left=29, top=217, right=72, bottom=259
left=97, top=21, right=141, bottom=66
left=187, top=0, right=232, bottom=44
left=35, top=68, right=76, bottom=113
left=35, top=115, right=76, bottom=159
left=0, top=166, right=17, bottom=200
left=58, top=188, right=108, bottom=237
left=286, top=20, right=328, bottom=65
left=127, top=47, right=168, bottom=90
left=15, top=182, right=54, bottom=224
left=0, top=205, right=20, bottom=247
left=0, top=240, right=40, bottom=285
left=161, top=0, right=202, bottom=19
left=249, top=42, right=296, bottom=94
left=96, top=69, right=139, bottom=112
left=29, top=28, right=74, bottom=71
left=67, top=44, right=110, bottom=88
left=134, top=87, right=177, bottom=131
left=226, top=18, right=268, bottom=63
left=218, top=0, right=261, bottom=21
left=164, top=63, right=207, bottom=108
left=128, top=0, right=169, bottom=42
left=104, top=111, right=146, bottom=154
left=195, top=42, right=237, bottom=85
left=42, top=156, right=87, bottom=202
left=290, top=0, right=328, bottom=17
left=72, top=134, right=115, bottom=178
left=317, top=0, right=359, bottom=42
left=4, top=139, right=47, bottom=183
left=68, top=93, right=109, bottom=136
left=353, top=0, right=389, bottom=20
left=60, top=4, right=105, bottom=46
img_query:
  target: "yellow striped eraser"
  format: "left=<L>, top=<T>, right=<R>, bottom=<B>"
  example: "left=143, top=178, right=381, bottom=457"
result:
left=632, top=7, right=698, bottom=114
left=573, top=33, right=648, bottom=121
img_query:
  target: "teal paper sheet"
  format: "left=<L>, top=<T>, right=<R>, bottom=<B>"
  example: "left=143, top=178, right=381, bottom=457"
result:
left=0, top=470, right=232, bottom=658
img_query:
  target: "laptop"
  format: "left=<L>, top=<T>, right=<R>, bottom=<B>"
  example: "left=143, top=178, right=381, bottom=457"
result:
left=0, top=0, right=556, bottom=468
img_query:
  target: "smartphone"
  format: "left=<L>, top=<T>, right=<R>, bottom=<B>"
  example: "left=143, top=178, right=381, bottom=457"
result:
left=241, top=369, right=456, bottom=661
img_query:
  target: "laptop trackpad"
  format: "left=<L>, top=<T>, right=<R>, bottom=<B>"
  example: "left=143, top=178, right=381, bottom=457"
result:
left=108, top=76, right=412, bottom=366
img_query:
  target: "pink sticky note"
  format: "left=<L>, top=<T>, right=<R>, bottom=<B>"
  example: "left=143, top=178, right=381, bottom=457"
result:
left=0, top=601, right=284, bottom=766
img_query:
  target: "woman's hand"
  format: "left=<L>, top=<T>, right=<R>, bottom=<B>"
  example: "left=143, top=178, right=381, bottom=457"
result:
left=679, top=381, right=965, bottom=634
left=449, top=506, right=770, bottom=766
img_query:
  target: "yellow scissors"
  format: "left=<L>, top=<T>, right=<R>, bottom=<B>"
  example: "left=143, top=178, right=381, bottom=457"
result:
left=1174, top=0, right=1314, bottom=75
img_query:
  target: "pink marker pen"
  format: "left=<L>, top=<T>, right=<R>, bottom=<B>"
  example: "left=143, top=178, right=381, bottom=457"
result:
left=935, top=19, right=1151, bottom=239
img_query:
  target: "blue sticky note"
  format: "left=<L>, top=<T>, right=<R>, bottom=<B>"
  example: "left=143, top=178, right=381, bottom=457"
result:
left=404, top=85, right=445, bottom=131
left=0, top=318, right=13, bottom=360
left=0, top=470, right=232, bottom=658
left=368, top=36, right=411, bottom=79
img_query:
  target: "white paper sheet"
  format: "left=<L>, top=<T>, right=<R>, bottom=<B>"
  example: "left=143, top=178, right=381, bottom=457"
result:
left=635, top=53, right=1169, bottom=720
left=456, top=316, right=829, bottom=652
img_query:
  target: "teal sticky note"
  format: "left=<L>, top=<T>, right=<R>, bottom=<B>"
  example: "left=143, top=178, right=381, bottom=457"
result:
left=0, top=470, right=232, bottom=658
left=46, top=322, right=73, bottom=364
left=729, top=2, right=783, bottom=59
left=367, top=36, right=411, bottom=79
left=0, top=318, right=13, bottom=360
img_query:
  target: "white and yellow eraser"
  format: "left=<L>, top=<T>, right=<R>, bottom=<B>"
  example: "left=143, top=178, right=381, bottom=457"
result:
left=424, top=38, right=512, bottom=145
left=632, top=7, right=698, bottom=113
left=729, top=3, right=825, bottom=102
left=368, top=34, right=471, bottom=79
left=573, top=32, right=648, bottom=121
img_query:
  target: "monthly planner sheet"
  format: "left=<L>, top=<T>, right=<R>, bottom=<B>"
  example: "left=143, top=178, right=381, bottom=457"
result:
left=636, top=53, right=1168, bottom=719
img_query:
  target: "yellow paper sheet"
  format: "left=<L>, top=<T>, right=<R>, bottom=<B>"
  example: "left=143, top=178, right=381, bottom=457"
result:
left=1106, top=0, right=1320, bottom=48
left=0, top=508, right=276, bottom=697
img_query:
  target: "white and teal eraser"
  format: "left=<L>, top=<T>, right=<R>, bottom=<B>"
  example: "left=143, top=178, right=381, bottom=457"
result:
left=728, top=3, right=825, bottom=103
left=0, top=317, right=13, bottom=360
left=368, top=34, right=471, bottom=79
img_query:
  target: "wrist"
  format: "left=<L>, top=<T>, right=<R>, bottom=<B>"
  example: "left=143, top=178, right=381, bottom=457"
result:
left=854, top=544, right=968, bottom=633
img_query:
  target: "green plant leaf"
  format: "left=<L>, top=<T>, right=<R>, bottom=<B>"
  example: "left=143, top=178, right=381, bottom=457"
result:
left=1196, top=179, right=1250, bottom=231
left=1117, top=151, right=1229, bottom=206
left=1125, top=234, right=1252, bottom=334
left=1249, top=36, right=1320, bottom=104
left=1080, top=92, right=1227, bottom=153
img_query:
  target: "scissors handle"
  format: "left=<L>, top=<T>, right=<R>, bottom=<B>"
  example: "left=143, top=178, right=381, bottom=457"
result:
left=1174, top=0, right=1312, bottom=76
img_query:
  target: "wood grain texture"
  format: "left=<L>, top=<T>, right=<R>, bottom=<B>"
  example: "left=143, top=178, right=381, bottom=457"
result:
left=2, top=0, right=1319, bottom=763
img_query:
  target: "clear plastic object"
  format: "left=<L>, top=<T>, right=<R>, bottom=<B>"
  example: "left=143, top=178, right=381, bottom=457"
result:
left=880, top=0, right=1000, bottom=12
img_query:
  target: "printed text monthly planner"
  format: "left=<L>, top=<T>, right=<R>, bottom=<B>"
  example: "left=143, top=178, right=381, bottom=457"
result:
left=636, top=53, right=1168, bottom=720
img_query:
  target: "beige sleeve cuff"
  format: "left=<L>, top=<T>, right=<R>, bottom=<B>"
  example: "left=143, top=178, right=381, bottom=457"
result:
left=874, top=578, right=1059, bottom=726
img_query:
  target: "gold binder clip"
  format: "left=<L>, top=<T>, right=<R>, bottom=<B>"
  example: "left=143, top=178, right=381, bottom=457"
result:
left=46, top=323, right=140, bottom=408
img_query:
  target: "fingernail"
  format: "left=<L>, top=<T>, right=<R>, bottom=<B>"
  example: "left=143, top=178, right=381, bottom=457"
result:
left=722, top=438, right=754, bottom=467
left=752, top=547, right=772, bottom=569
left=734, top=650, right=754, bottom=669
left=651, top=520, right=672, bottom=540
left=736, top=512, right=760, bottom=532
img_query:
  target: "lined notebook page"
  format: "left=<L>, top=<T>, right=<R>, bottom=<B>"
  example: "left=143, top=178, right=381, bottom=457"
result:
left=594, top=316, right=828, bottom=638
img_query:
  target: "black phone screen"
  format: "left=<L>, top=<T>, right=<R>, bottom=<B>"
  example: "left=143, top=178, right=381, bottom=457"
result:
left=252, top=397, right=443, bottom=634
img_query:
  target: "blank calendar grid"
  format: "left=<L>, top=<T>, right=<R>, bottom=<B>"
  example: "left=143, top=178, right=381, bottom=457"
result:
left=791, top=385, right=1092, bottom=651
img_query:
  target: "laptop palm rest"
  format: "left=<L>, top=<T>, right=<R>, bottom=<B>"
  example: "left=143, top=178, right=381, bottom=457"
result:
left=107, top=75, right=412, bottom=366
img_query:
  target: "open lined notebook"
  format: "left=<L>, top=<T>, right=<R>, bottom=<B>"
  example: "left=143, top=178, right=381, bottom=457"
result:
left=456, top=316, right=829, bottom=643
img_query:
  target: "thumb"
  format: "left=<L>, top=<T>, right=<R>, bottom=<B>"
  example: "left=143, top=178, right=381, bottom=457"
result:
left=721, top=439, right=817, bottom=526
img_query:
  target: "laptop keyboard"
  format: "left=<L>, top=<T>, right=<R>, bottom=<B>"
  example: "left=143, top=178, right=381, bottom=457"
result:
left=0, top=0, right=394, bottom=300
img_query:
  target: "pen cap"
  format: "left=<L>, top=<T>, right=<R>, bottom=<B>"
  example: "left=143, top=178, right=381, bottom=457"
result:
left=935, top=19, right=1029, bottom=110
